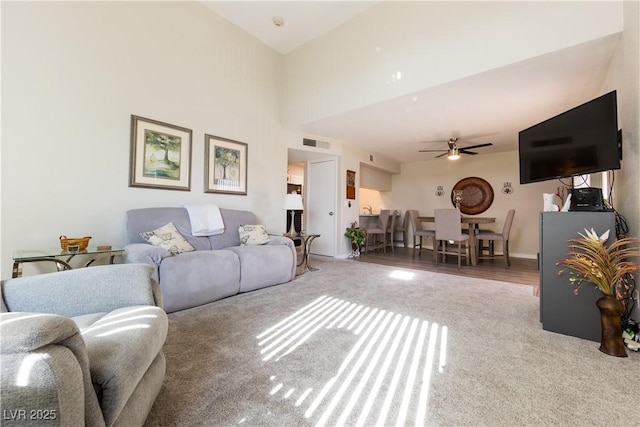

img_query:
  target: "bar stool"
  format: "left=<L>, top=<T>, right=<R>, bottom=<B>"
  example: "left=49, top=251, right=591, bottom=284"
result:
left=364, top=210, right=390, bottom=254
left=385, top=210, right=397, bottom=253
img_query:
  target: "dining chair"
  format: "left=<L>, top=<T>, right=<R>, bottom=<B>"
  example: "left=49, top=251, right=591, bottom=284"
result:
left=393, top=210, right=410, bottom=249
left=364, top=209, right=391, bottom=254
left=476, top=209, right=516, bottom=268
left=434, top=208, right=470, bottom=269
left=408, top=209, right=435, bottom=260
left=385, top=209, right=397, bottom=253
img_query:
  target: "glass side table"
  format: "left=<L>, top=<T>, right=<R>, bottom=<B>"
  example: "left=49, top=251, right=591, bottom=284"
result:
left=284, top=233, right=320, bottom=272
left=12, top=246, right=125, bottom=278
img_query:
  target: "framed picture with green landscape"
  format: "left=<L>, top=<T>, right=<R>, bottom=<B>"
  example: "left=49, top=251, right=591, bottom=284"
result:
left=205, top=134, right=247, bottom=195
left=129, top=115, right=192, bottom=191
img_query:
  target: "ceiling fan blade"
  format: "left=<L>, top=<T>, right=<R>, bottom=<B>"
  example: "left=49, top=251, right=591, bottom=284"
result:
left=459, top=150, right=478, bottom=155
left=435, top=152, right=448, bottom=158
left=459, top=142, right=493, bottom=150
left=418, top=149, right=447, bottom=153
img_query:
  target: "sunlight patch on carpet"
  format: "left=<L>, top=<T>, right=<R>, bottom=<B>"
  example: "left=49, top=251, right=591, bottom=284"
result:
left=257, top=296, right=448, bottom=426
left=389, top=270, right=416, bottom=280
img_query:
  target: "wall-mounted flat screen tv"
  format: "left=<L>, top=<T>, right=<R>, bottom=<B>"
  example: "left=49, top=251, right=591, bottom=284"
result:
left=518, top=91, right=620, bottom=184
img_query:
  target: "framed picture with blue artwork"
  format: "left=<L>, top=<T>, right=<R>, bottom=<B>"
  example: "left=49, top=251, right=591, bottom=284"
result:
left=129, top=115, right=192, bottom=191
left=205, top=134, right=248, bottom=195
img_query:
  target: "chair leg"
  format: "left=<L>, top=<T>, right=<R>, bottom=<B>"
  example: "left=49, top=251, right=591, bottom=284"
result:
left=504, top=240, right=510, bottom=268
left=418, top=236, right=423, bottom=258
left=432, top=238, right=437, bottom=262
left=457, top=241, right=462, bottom=269
left=412, top=239, right=416, bottom=259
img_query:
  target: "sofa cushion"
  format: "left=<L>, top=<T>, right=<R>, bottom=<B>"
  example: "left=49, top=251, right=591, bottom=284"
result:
left=79, top=305, right=168, bottom=426
left=227, top=244, right=296, bottom=293
left=238, top=224, right=271, bottom=246
left=158, top=250, right=241, bottom=313
left=140, top=222, right=195, bottom=255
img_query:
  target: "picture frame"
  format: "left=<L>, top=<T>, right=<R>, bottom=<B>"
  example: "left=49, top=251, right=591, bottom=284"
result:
left=129, top=115, right=192, bottom=191
left=205, top=134, right=248, bottom=195
left=346, top=169, right=356, bottom=199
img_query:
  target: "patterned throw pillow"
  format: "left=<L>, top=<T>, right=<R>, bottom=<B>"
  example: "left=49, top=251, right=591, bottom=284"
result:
left=140, top=222, right=195, bottom=255
left=238, top=224, right=271, bottom=246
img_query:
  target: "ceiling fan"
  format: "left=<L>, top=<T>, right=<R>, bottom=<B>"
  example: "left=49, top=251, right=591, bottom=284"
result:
left=418, top=136, right=493, bottom=160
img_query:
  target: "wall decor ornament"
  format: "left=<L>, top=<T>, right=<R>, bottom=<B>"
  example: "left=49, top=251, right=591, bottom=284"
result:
left=453, top=190, right=464, bottom=208
left=436, top=185, right=445, bottom=197
left=205, top=134, right=248, bottom=195
left=346, top=170, right=356, bottom=200
left=502, top=182, right=514, bottom=194
left=129, top=115, right=192, bottom=191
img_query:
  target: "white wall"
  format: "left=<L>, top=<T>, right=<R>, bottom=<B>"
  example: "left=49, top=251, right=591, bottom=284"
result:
left=283, top=1, right=623, bottom=126
left=608, top=1, right=640, bottom=236
left=360, top=165, right=392, bottom=192
left=606, top=1, right=640, bottom=323
left=1, top=2, right=286, bottom=277
left=382, top=151, right=558, bottom=258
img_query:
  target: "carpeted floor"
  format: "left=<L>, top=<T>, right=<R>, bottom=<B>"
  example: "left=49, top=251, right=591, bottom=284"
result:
left=145, top=258, right=639, bottom=426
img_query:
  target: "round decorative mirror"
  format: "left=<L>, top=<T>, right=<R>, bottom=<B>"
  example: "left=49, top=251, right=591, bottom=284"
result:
left=451, top=177, right=494, bottom=215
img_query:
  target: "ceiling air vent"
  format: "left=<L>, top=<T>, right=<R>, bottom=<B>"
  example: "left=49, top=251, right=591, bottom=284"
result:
left=303, top=138, right=330, bottom=149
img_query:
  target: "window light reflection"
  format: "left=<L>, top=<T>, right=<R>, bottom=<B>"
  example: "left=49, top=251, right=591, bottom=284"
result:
left=17, top=353, right=50, bottom=386
left=257, top=296, right=450, bottom=425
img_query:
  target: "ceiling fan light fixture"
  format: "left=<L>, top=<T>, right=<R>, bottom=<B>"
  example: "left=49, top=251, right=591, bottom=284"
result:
left=447, top=148, right=460, bottom=160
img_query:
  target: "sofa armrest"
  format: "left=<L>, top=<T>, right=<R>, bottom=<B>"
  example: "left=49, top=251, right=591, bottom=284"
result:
left=0, top=312, right=104, bottom=426
left=266, top=235, right=297, bottom=279
left=1, top=264, right=161, bottom=317
left=267, top=235, right=296, bottom=248
left=123, top=243, right=170, bottom=282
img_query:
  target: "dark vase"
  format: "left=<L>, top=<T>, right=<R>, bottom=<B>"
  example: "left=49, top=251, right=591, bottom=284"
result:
left=596, top=294, right=627, bottom=357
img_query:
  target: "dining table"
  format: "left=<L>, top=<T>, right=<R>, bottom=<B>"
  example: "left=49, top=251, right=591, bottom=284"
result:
left=418, top=215, right=496, bottom=266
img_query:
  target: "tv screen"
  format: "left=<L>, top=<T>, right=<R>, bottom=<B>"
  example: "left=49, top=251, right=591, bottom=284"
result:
left=518, top=91, right=620, bottom=184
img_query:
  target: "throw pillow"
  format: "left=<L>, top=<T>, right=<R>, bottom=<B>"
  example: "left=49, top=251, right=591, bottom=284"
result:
left=238, top=224, right=271, bottom=246
left=140, top=222, right=195, bottom=255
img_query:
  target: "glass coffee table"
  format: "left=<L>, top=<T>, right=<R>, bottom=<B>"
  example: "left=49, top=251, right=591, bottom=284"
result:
left=12, top=246, right=125, bottom=278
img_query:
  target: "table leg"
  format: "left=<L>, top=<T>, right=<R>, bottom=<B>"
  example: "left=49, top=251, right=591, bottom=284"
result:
left=12, top=261, right=23, bottom=278
left=12, top=258, right=72, bottom=278
left=304, top=235, right=320, bottom=271
left=469, top=224, right=478, bottom=266
left=83, top=252, right=121, bottom=267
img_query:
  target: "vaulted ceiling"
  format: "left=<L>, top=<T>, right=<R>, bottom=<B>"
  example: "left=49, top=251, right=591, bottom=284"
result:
left=202, top=1, right=622, bottom=164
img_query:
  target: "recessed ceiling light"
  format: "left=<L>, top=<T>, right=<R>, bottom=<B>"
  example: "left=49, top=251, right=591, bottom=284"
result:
left=273, top=16, right=284, bottom=27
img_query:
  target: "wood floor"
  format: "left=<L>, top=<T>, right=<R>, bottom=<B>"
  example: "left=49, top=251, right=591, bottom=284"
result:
left=354, top=246, right=540, bottom=288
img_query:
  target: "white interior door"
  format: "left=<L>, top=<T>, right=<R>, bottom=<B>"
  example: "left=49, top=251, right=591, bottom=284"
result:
left=306, top=158, right=337, bottom=257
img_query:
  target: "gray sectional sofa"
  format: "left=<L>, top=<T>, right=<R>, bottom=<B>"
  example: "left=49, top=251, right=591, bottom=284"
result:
left=124, top=207, right=297, bottom=313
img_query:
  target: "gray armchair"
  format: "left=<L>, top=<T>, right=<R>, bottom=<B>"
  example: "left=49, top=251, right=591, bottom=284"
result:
left=0, top=264, right=168, bottom=427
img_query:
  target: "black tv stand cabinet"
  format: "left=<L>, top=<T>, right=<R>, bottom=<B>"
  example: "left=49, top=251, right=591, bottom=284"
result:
left=539, top=211, right=615, bottom=342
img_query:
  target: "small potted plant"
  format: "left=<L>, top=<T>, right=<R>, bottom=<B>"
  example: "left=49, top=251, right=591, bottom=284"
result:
left=557, top=228, right=640, bottom=357
left=345, top=221, right=366, bottom=255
